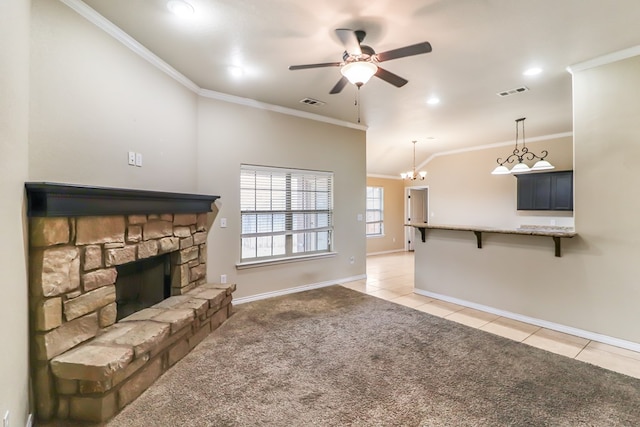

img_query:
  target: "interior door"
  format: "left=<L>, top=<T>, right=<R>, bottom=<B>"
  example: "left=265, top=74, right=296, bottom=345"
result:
left=406, top=187, right=429, bottom=251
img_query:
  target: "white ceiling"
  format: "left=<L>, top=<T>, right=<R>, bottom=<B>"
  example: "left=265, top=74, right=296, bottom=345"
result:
left=80, top=0, right=640, bottom=176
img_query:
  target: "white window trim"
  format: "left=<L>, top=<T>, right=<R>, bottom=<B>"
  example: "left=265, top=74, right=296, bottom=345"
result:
left=366, top=186, right=384, bottom=237
left=236, top=251, right=337, bottom=269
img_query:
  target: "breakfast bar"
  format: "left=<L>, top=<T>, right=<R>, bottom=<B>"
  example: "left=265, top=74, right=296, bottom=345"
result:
left=406, top=223, right=576, bottom=257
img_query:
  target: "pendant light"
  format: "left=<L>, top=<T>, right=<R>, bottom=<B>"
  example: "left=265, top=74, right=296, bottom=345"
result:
left=401, top=140, right=427, bottom=180
left=491, top=117, right=554, bottom=175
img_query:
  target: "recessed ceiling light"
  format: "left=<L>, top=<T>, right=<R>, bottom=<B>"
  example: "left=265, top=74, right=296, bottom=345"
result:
left=426, top=96, right=440, bottom=105
left=228, top=66, right=245, bottom=78
left=523, top=67, right=543, bottom=76
left=167, top=0, right=194, bottom=17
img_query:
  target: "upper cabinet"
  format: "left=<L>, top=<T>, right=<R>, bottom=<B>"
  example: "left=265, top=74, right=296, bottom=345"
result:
left=516, top=171, right=573, bottom=211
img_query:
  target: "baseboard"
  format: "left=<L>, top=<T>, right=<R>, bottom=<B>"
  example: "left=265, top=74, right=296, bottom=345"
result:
left=234, top=274, right=367, bottom=305
left=413, top=288, right=640, bottom=353
left=366, top=249, right=406, bottom=256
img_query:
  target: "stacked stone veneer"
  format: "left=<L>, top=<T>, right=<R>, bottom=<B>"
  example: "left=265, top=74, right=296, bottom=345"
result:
left=29, top=213, right=234, bottom=424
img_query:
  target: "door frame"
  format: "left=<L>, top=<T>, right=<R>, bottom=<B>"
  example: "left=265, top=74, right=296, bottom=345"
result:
left=405, top=185, right=429, bottom=251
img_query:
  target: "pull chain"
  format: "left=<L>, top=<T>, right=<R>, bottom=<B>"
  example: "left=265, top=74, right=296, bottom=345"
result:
left=355, top=86, right=361, bottom=124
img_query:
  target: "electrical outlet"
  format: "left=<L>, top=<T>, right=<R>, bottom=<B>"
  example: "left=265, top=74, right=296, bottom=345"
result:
left=135, top=152, right=143, bottom=167
left=220, top=274, right=227, bottom=284
left=128, top=151, right=135, bottom=166
left=349, top=256, right=355, bottom=265
left=220, top=218, right=227, bottom=228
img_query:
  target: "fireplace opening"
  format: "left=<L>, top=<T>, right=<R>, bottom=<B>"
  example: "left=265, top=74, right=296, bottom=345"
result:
left=115, top=255, right=171, bottom=321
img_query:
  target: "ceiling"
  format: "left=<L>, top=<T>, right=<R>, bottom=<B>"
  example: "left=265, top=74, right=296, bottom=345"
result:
left=80, top=0, right=640, bottom=176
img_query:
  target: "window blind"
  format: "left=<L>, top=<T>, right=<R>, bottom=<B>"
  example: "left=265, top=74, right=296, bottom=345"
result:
left=240, top=165, right=333, bottom=261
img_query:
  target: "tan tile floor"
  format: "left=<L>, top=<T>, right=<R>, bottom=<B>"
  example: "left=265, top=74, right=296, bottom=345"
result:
left=341, top=251, right=640, bottom=380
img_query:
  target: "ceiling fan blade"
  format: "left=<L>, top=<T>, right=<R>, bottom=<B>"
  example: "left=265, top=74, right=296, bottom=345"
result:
left=335, top=29, right=362, bottom=56
left=329, top=76, right=349, bottom=94
left=376, top=42, right=432, bottom=62
left=375, top=67, right=409, bottom=88
left=289, top=62, right=342, bottom=70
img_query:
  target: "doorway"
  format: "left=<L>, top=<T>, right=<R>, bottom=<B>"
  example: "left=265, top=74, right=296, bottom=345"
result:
left=405, top=186, right=429, bottom=251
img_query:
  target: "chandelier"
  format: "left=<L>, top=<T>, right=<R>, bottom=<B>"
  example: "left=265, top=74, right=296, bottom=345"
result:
left=401, top=140, right=427, bottom=180
left=491, top=117, right=555, bottom=175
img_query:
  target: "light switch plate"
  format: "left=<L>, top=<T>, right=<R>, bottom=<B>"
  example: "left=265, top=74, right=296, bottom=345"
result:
left=220, top=218, right=227, bottom=228
left=128, top=152, right=135, bottom=166
left=135, top=153, right=143, bottom=167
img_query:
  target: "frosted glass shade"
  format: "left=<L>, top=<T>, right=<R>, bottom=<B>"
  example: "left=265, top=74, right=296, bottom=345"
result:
left=491, top=165, right=511, bottom=175
left=511, top=162, right=531, bottom=173
left=341, top=62, right=378, bottom=85
left=531, top=160, right=555, bottom=171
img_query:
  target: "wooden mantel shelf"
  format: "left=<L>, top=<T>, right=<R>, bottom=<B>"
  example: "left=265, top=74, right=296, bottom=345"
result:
left=25, top=182, right=220, bottom=217
left=406, top=223, right=577, bottom=257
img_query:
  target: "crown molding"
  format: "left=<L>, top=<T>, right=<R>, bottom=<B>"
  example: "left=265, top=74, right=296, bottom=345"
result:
left=567, top=44, right=640, bottom=74
left=198, top=89, right=367, bottom=131
left=366, top=173, right=403, bottom=180
left=59, top=0, right=366, bottom=131
left=417, top=131, right=573, bottom=170
left=59, top=0, right=200, bottom=93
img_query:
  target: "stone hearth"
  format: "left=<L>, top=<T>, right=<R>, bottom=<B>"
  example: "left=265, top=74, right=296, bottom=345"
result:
left=26, top=183, right=232, bottom=424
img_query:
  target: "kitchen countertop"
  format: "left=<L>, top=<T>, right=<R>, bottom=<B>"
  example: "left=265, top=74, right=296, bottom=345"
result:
left=405, top=223, right=576, bottom=238
left=405, top=223, right=576, bottom=256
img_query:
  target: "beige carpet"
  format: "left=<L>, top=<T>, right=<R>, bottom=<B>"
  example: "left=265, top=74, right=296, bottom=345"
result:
left=106, top=285, right=640, bottom=426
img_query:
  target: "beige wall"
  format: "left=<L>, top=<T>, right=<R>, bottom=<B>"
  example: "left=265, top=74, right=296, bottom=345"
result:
left=197, top=97, right=366, bottom=299
left=29, top=0, right=198, bottom=193
left=411, top=136, right=574, bottom=228
left=27, top=0, right=366, bottom=302
left=415, top=54, right=640, bottom=346
left=0, top=0, right=31, bottom=424
left=366, top=177, right=405, bottom=254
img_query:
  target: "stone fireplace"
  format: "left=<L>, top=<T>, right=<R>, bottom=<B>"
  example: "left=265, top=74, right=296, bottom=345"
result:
left=26, top=183, right=234, bottom=424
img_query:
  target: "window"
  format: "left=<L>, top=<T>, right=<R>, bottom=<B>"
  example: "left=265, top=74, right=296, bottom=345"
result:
left=366, top=186, right=384, bottom=236
left=240, top=165, right=333, bottom=263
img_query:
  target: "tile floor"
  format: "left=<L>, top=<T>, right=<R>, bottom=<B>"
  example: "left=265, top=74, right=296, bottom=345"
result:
left=341, top=251, right=640, bottom=380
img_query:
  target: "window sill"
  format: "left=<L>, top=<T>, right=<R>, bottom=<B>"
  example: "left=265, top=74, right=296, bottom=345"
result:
left=366, top=234, right=385, bottom=239
left=236, top=252, right=337, bottom=270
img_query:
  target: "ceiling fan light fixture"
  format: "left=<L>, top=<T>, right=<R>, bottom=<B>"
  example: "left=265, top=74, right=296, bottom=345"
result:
left=167, top=0, right=194, bottom=17
left=341, top=61, right=378, bottom=86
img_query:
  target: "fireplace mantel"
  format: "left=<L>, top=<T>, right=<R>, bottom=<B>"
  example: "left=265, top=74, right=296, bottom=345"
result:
left=25, top=182, right=220, bottom=217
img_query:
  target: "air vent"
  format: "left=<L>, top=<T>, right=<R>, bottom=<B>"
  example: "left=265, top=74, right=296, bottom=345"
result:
left=299, top=97, right=326, bottom=106
left=497, top=86, right=530, bottom=97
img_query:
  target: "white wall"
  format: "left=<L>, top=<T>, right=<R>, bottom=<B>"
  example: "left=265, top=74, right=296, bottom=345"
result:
left=415, top=54, right=640, bottom=346
left=29, top=0, right=198, bottom=192
left=0, top=0, right=31, bottom=425
left=197, top=97, right=367, bottom=299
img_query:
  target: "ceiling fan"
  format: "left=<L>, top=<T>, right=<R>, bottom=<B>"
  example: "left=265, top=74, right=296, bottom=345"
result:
left=288, top=29, right=432, bottom=94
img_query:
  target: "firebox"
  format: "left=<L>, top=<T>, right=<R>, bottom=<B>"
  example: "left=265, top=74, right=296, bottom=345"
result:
left=115, top=254, right=171, bottom=320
